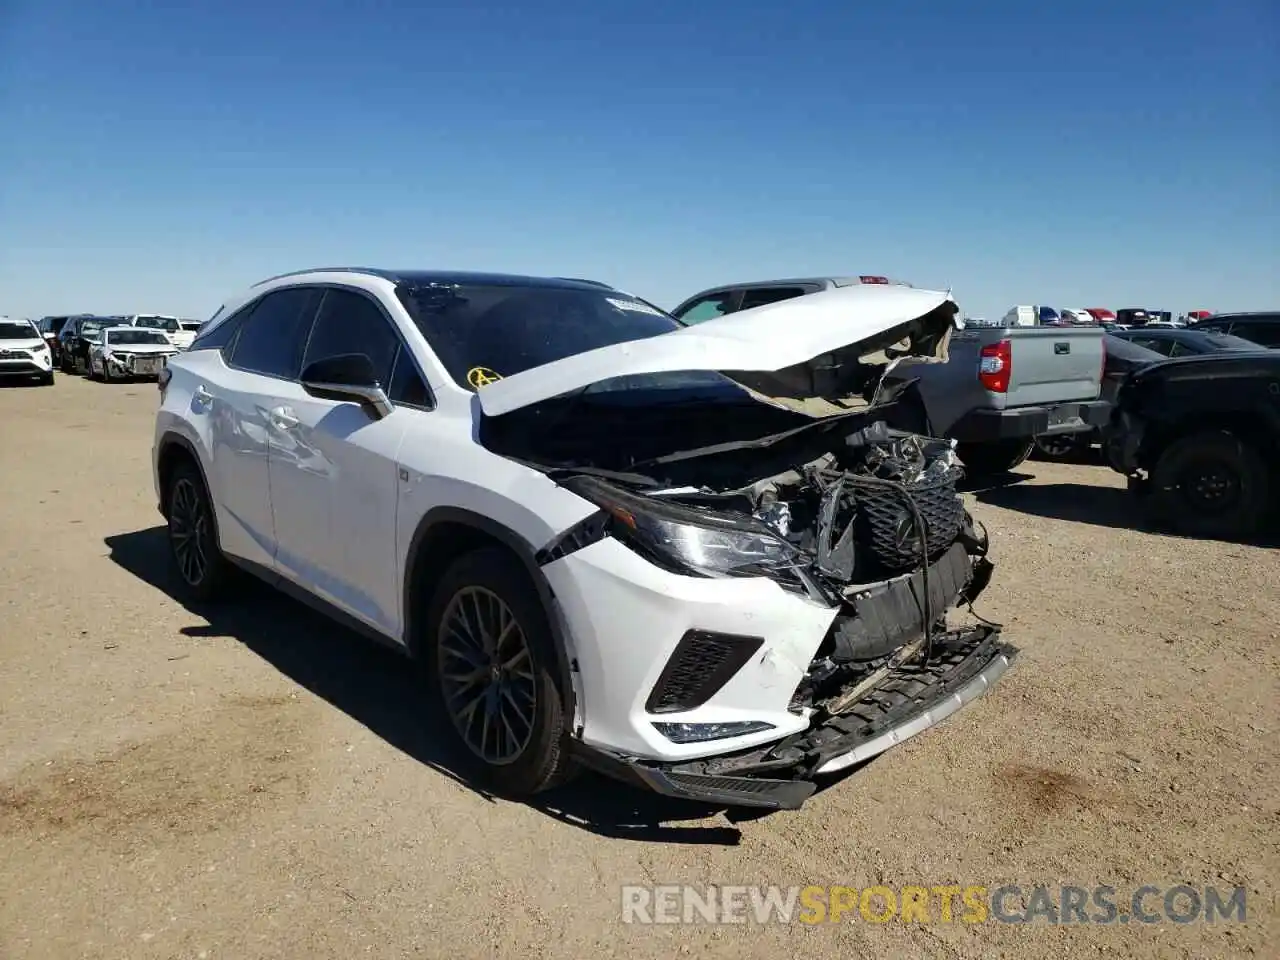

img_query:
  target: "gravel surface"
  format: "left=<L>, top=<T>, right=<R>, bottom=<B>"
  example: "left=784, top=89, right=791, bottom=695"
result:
left=1, top=374, right=1276, bottom=959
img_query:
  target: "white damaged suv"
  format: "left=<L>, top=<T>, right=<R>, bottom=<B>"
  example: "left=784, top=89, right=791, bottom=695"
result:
left=152, top=269, right=1016, bottom=810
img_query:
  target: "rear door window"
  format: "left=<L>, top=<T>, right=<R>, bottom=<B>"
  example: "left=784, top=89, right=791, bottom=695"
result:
left=673, top=291, right=739, bottom=324
left=739, top=286, right=809, bottom=311
left=226, top=287, right=320, bottom=380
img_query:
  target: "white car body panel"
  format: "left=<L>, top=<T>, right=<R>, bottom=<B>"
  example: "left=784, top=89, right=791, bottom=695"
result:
left=476, top=284, right=955, bottom=416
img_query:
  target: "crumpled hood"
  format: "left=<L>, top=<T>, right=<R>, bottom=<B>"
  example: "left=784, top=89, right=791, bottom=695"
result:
left=476, top=284, right=957, bottom=416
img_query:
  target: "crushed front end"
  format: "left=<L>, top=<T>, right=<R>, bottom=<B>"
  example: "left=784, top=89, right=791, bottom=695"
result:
left=542, top=422, right=1017, bottom=811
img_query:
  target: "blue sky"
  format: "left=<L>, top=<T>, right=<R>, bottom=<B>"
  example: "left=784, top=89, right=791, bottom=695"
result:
left=2, top=0, right=1276, bottom=321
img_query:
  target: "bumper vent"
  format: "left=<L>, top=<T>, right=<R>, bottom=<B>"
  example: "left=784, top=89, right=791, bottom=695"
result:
left=645, top=631, right=764, bottom=714
left=856, top=473, right=964, bottom=572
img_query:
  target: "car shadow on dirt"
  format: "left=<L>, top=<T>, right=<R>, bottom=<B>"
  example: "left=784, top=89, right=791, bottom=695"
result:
left=104, top=526, right=862, bottom=844
left=972, top=480, right=1280, bottom=546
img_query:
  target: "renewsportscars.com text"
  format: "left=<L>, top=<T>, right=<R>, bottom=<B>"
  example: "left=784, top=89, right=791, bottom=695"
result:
left=621, top=884, right=1248, bottom=925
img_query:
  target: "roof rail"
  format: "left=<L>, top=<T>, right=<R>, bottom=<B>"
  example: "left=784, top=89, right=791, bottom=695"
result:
left=251, top=267, right=395, bottom=287
left=555, top=277, right=614, bottom=289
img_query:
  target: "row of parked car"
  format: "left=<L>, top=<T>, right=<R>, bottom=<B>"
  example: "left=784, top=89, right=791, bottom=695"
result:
left=0, top=313, right=203, bottom=385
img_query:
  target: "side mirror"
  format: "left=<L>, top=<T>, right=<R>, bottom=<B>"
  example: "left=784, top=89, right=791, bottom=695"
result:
left=300, top=353, right=393, bottom=419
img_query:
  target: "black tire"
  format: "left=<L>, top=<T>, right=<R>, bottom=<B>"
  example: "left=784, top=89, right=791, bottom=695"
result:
left=165, top=459, right=231, bottom=601
left=1148, top=431, right=1271, bottom=538
left=60, top=355, right=73, bottom=374
left=100, top=358, right=113, bottom=383
left=957, top=439, right=1036, bottom=477
left=1032, top=433, right=1086, bottom=462
left=422, top=547, right=573, bottom=798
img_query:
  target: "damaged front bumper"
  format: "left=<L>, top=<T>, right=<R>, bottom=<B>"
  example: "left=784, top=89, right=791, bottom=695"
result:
left=574, top=626, right=1017, bottom=810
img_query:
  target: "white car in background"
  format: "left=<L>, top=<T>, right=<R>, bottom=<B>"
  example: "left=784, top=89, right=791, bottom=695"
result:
left=128, top=315, right=203, bottom=350
left=90, top=326, right=180, bottom=381
left=0, top=316, right=55, bottom=385
left=151, top=268, right=1015, bottom=811
left=1059, top=308, right=1097, bottom=325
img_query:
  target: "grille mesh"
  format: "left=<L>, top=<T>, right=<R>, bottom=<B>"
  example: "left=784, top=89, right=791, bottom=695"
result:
left=855, top=472, right=964, bottom=572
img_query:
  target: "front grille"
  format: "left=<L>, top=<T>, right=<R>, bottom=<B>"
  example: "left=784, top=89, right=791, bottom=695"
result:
left=854, top=471, right=964, bottom=571
left=645, top=631, right=764, bottom=714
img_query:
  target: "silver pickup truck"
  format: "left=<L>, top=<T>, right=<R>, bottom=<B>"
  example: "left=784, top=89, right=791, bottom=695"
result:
left=671, top=276, right=1110, bottom=476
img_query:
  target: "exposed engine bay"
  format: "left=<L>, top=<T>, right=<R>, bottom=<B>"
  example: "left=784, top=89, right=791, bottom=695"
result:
left=629, top=420, right=995, bottom=713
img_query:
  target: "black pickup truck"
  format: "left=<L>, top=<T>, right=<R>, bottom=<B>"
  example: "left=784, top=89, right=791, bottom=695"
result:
left=1105, top=351, right=1280, bottom=537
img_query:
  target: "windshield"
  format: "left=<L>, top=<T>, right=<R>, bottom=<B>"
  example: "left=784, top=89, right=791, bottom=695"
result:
left=134, top=315, right=178, bottom=331
left=0, top=321, right=37, bottom=340
left=81, top=320, right=111, bottom=335
left=107, top=329, right=171, bottom=346
left=178, top=320, right=202, bottom=331
left=398, top=283, right=724, bottom=391
left=1203, top=333, right=1263, bottom=351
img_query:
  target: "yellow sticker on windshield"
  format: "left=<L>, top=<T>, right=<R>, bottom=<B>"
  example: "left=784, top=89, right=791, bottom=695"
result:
left=467, top=366, right=503, bottom=388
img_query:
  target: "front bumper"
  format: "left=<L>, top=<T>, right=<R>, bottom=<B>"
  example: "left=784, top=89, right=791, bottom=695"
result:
left=575, top=627, right=1016, bottom=810
left=951, top=399, right=1111, bottom=441
left=0, top=353, right=53, bottom=377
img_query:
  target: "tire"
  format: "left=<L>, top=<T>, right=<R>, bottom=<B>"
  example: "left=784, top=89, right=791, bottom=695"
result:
left=1148, top=431, right=1271, bottom=538
left=1033, top=433, right=1086, bottom=462
left=101, top=358, right=113, bottom=383
left=422, top=547, right=573, bottom=798
left=39, top=372, right=54, bottom=386
left=60, top=355, right=73, bottom=374
left=165, top=459, right=231, bottom=601
left=957, top=439, right=1036, bottom=477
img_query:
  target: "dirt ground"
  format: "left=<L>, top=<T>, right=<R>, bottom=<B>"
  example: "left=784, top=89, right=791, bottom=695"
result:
left=1, top=374, right=1277, bottom=960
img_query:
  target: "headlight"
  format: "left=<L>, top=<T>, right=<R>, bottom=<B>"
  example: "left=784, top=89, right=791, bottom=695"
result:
left=563, top=475, right=802, bottom=580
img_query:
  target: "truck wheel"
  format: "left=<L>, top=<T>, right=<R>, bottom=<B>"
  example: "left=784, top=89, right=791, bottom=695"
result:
left=957, top=439, right=1035, bottom=477
left=1033, top=433, right=1086, bottom=462
left=423, top=547, right=574, bottom=799
left=1148, top=432, right=1270, bottom=538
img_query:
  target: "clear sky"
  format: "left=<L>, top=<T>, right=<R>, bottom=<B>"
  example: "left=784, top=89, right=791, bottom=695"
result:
left=2, top=0, right=1276, bottom=322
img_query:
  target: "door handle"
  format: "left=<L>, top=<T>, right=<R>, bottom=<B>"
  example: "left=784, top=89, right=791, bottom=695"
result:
left=269, top=406, right=300, bottom=430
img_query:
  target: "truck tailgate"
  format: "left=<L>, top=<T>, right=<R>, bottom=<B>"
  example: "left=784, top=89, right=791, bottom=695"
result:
left=1000, top=327, right=1104, bottom=408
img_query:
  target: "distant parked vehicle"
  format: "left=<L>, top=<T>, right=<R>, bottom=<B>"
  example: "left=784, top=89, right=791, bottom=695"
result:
left=1037, top=306, right=1062, bottom=325
left=1086, top=308, right=1116, bottom=324
left=90, top=326, right=181, bottom=381
left=58, top=316, right=122, bottom=374
left=1059, top=308, right=1097, bottom=325
left=1110, top=328, right=1266, bottom=357
left=1000, top=305, right=1040, bottom=327
left=0, top=317, right=55, bottom=385
left=1106, top=352, right=1280, bottom=537
left=1190, top=312, right=1280, bottom=348
left=1116, top=308, right=1155, bottom=327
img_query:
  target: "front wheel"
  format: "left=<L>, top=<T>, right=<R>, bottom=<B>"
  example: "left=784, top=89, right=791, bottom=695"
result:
left=956, top=439, right=1036, bottom=477
left=1148, top=432, right=1271, bottom=538
left=100, top=358, right=114, bottom=382
left=423, top=548, right=574, bottom=798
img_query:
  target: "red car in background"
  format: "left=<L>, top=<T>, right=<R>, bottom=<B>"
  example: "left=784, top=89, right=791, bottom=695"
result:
left=1086, top=307, right=1116, bottom=323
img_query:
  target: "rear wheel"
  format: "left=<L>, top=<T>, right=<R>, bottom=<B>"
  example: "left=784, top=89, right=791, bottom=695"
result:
left=423, top=548, right=573, bottom=798
left=1148, top=432, right=1270, bottom=538
left=166, top=460, right=231, bottom=601
left=957, top=439, right=1035, bottom=477
left=1033, top=433, right=1087, bottom=461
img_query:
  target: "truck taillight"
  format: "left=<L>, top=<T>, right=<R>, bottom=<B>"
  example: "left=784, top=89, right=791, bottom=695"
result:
left=979, top=339, right=1012, bottom=393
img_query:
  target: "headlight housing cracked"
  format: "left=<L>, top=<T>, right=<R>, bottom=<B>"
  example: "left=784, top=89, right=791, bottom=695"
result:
left=562, top=476, right=803, bottom=581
